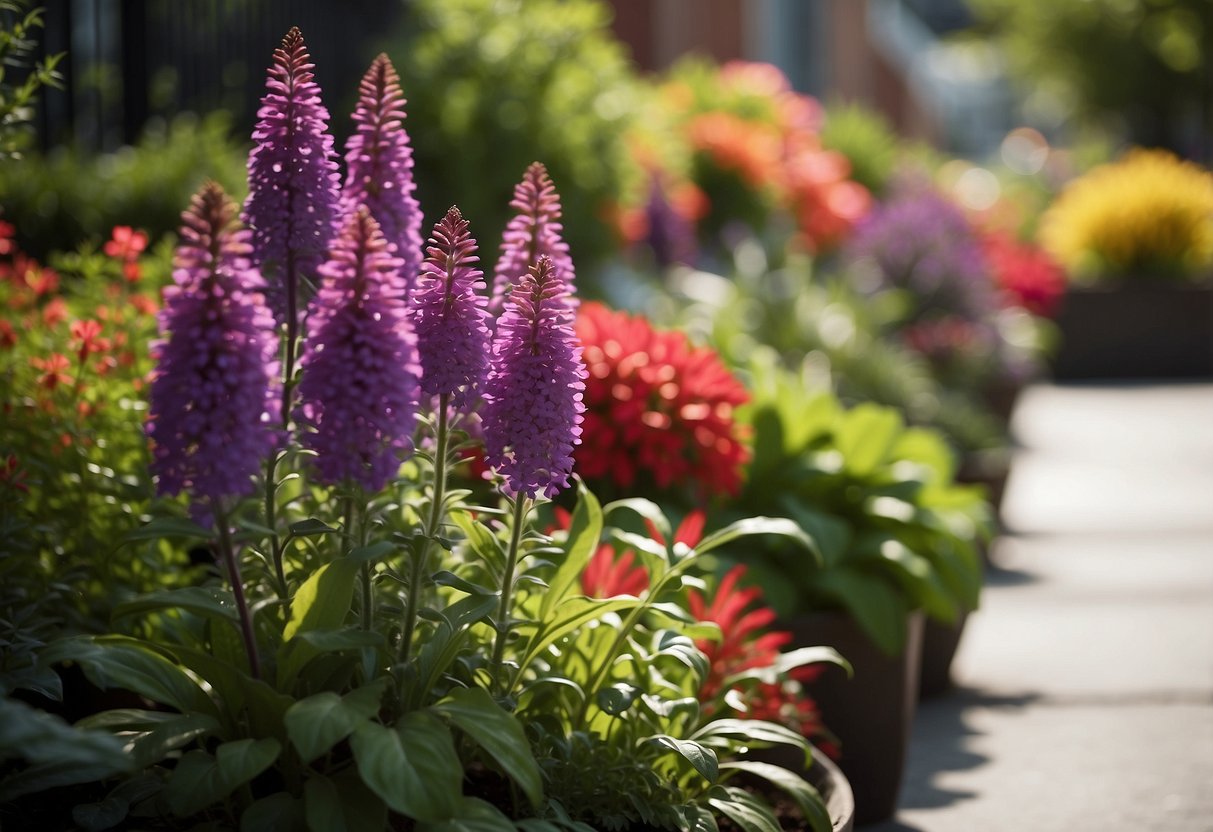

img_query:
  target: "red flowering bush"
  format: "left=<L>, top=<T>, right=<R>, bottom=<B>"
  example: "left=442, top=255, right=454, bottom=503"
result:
left=0, top=221, right=187, bottom=630
left=574, top=301, right=750, bottom=502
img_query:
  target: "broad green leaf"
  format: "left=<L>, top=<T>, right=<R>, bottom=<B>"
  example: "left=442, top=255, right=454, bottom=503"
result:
left=304, top=773, right=387, bottom=832
left=40, top=636, right=216, bottom=717
left=241, top=792, right=303, bottom=832
left=294, top=628, right=384, bottom=652
left=289, top=518, right=340, bottom=536
left=113, top=586, right=239, bottom=624
left=286, top=693, right=361, bottom=763
left=165, top=738, right=281, bottom=817
left=122, top=515, right=213, bottom=542
left=283, top=559, right=360, bottom=641
left=128, top=713, right=222, bottom=768
left=707, top=786, right=782, bottom=832
left=813, top=568, right=909, bottom=656
left=517, top=597, right=638, bottom=673
left=719, top=762, right=831, bottom=832
left=858, top=535, right=955, bottom=623
left=72, top=797, right=128, bottom=832
left=691, top=719, right=809, bottom=754
left=433, top=687, right=544, bottom=809
left=349, top=541, right=395, bottom=563
left=0, top=698, right=132, bottom=801
left=542, top=482, right=603, bottom=618
left=351, top=714, right=462, bottom=822
left=695, top=517, right=821, bottom=568
left=647, top=735, right=718, bottom=783
left=835, top=403, right=902, bottom=478
left=423, top=796, right=516, bottom=832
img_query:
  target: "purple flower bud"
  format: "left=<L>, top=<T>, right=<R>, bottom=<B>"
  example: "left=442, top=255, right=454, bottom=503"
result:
left=341, top=54, right=424, bottom=298
left=147, top=182, right=279, bottom=522
left=412, top=206, right=492, bottom=408
left=482, top=255, right=586, bottom=500
left=488, top=162, right=576, bottom=320
left=296, top=208, right=421, bottom=492
left=243, top=27, right=341, bottom=325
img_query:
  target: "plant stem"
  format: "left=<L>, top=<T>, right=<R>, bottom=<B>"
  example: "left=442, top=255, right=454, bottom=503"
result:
left=490, top=496, right=528, bottom=693
left=214, top=501, right=261, bottom=680
left=263, top=449, right=289, bottom=610
left=400, top=394, right=451, bottom=663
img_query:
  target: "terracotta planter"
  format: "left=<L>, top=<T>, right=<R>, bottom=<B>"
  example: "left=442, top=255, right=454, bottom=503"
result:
left=783, top=611, right=924, bottom=826
left=918, top=611, right=968, bottom=700
left=1053, top=281, right=1213, bottom=380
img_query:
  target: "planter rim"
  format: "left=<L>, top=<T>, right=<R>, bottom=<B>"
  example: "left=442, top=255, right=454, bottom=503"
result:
left=810, top=744, right=856, bottom=832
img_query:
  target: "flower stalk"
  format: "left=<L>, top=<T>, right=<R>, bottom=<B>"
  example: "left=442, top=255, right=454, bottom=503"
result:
left=490, top=495, right=529, bottom=692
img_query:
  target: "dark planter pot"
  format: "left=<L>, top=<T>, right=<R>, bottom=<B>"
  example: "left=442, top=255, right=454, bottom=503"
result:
left=1052, top=281, right=1213, bottom=380
left=783, top=611, right=924, bottom=826
left=918, top=611, right=969, bottom=700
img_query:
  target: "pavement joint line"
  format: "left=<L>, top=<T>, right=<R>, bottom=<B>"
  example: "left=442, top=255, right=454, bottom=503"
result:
left=950, top=690, right=1213, bottom=709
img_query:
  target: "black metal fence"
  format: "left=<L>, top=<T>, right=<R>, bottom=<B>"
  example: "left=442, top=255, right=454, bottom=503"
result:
left=36, top=0, right=408, bottom=152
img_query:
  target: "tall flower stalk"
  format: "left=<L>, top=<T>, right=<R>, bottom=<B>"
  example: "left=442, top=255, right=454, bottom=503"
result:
left=341, top=54, right=424, bottom=298
left=243, top=26, right=341, bottom=424
left=482, top=254, right=586, bottom=687
left=146, top=181, right=278, bottom=679
left=400, top=206, right=491, bottom=662
left=488, top=162, right=577, bottom=319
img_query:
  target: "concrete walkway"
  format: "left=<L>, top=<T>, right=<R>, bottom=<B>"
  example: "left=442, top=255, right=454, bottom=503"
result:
left=868, top=383, right=1213, bottom=831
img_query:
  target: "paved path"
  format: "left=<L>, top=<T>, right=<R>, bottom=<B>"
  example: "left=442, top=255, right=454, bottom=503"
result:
left=867, top=383, right=1213, bottom=831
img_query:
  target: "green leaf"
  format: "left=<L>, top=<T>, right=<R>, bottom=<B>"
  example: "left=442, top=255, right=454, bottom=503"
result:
left=0, top=698, right=132, bottom=801
left=718, top=761, right=831, bottom=832
left=542, top=482, right=603, bottom=618
left=349, top=541, right=395, bottom=563
left=602, top=498, right=671, bottom=542
left=286, top=693, right=361, bottom=763
left=241, top=792, right=304, bottom=832
left=695, top=517, right=821, bottom=568
left=691, top=719, right=809, bottom=754
left=304, top=774, right=387, bottom=832
left=813, top=567, right=910, bottom=656
left=647, top=735, right=718, bottom=783
left=835, top=403, right=902, bottom=478
left=707, top=786, right=782, bottom=832
left=432, top=687, right=544, bottom=809
left=127, top=713, right=222, bottom=768
left=517, top=596, right=638, bottom=673
left=283, top=559, right=360, bottom=641
left=112, top=586, right=239, bottom=624
left=351, top=714, right=463, bottom=822
left=422, top=796, right=517, bottom=832
left=40, top=636, right=216, bottom=717
left=72, top=797, right=128, bottom=832
left=165, top=738, right=281, bottom=817
left=294, top=628, right=385, bottom=652
left=289, top=518, right=340, bottom=536
left=122, top=515, right=214, bottom=542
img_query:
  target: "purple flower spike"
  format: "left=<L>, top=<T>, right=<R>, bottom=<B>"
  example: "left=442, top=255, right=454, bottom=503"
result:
left=482, top=255, right=586, bottom=500
left=243, top=26, right=341, bottom=324
left=147, top=182, right=279, bottom=522
left=296, top=207, right=421, bottom=492
left=341, top=54, right=424, bottom=297
left=412, top=206, right=492, bottom=407
left=489, top=162, right=577, bottom=320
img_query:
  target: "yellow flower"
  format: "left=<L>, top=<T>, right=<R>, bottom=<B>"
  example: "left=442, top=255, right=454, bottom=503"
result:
left=1039, top=149, right=1213, bottom=280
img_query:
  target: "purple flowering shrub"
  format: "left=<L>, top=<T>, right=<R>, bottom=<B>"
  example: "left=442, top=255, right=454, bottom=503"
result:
left=12, top=27, right=838, bottom=832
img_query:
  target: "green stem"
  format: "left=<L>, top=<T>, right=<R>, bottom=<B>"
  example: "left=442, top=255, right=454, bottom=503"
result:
left=401, top=395, right=451, bottom=663
left=214, top=501, right=261, bottom=680
left=490, top=496, right=528, bottom=693
left=263, top=450, right=289, bottom=610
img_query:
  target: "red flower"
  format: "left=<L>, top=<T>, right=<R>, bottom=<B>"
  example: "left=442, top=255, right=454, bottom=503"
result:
left=576, top=509, right=705, bottom=599
left=0, top=454, right=28, bottom=493
left=982, top=232, right=1066, bottom=318
left=104, top=226, right=148, bottom=262
left=31, top=353, right=72, bottom=390
left=42, top=297, right=68, bottom=327
left=0, top=319, right=15, bottom=349
left=0, top=221, right=14, bottom=256
left=70, top=319, right=110, bottom=363
left=575, top=302, right=750, bottom=500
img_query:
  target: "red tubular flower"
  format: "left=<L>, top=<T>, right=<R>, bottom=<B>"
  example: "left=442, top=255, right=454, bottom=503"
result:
left=0, top=454, right=28, bottom=492
left=104, top=226, right=148, bottom=261
left=31, top=353, right=72, bottom=390
left=582, top=545, right=649, bottom=598
left=70, top=319, right=109, bottom=363
left=575, top=302, right=749, bottom=500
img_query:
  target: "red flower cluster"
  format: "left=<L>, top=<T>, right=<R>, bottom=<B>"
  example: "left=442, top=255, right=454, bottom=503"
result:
left=575, top=302, right=750, bottom=500
left=579, top=510, right=704, bottom=599
left=982, top=232, right=1066, bottom=318
left=104, top=226, right=149, bottom=282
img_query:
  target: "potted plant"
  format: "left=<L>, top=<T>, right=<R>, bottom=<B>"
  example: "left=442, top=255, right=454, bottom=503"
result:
left=1, top=29, right=855, bottom=832
left=1038, top=148, right=1213, bottom=379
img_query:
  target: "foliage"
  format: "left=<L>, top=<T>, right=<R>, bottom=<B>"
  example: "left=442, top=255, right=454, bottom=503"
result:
left=0, top=1, right=63, bottom=160
left=729, top=354, right=990, bottom=655
left=393, top=0, right=641, bottom=274
left=965, top=0, right=1213, bottom=154
left=0, top=29, right=843, bottom=832
left=819, top=102, right=900, bottom=198
left=1038, top=148, right=1213, bottom=280
left=0, top=112, right=247, bottom=260
left=0, top=223, right=201, bottom=652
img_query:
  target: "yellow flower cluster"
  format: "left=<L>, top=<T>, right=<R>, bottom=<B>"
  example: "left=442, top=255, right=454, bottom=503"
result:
left=1039, top=149, right=1213, bottom=280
